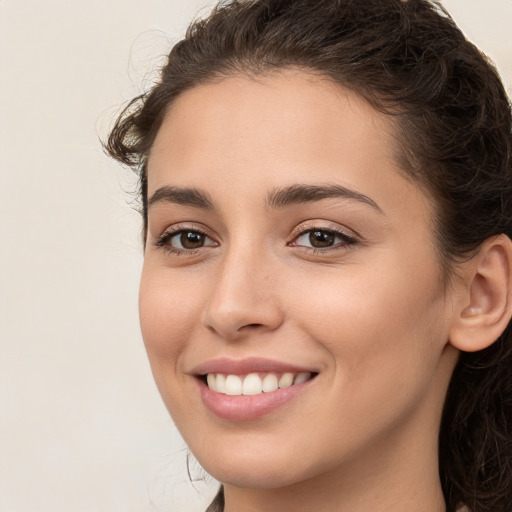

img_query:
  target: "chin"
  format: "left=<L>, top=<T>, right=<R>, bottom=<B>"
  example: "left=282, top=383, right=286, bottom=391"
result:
left=194, top=445, right=313, bottom=489
left=206, top=465, right=305, bottom=490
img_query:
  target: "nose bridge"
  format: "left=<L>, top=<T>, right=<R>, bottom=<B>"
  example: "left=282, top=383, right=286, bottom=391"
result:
left=202, top=235, right=283, bottom=339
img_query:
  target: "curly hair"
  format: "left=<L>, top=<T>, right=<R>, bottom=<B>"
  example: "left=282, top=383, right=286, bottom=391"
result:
left=105, top=1, right=512, bottom=510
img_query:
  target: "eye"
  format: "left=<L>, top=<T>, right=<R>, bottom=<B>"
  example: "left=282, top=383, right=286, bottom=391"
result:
left=172, top=231, right=209, bottom=249
left=156, top=228, right=218, bottom=253
left=291, top=227, right=356, bottom=250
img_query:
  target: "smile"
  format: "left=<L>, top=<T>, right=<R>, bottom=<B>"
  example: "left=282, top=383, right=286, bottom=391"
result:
left=196, top=373, right=317, bottom=421
left=205, top=372, right=313, bottom=395
left=192, top=358, right=319, bottom=420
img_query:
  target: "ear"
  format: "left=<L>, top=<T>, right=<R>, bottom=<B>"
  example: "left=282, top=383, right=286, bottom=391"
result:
left=449, top=234, right=512, bottom=352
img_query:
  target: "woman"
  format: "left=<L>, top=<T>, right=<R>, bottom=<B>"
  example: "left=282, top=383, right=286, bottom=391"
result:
left=106, top=0, right=512, bottom=510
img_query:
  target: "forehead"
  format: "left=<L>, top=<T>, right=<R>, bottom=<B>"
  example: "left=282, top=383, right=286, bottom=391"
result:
left=147, top=70, right=430, bottom=221
left=149, top=71, right=397, bottom=184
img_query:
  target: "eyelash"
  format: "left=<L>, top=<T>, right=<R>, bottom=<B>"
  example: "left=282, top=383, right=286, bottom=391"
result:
left=154, top=225, right=358, bottom=256
left=288, top=225, right=357, bottom=253
left=154, top=225, right=217, bottom=256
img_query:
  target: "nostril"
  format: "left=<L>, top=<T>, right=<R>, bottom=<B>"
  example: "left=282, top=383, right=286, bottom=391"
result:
left=241, top=323, right=264, bottom=330
left=205, top=321, right=263, bottom=336
left=202, top=298, right=284, bottom=338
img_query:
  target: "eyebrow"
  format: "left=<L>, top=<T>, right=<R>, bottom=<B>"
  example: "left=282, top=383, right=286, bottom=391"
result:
left=147, top=186, right=215, bottom=211
left=146, top=183, right=382, bottom=214
left=266, top=184, right=383, bottom=213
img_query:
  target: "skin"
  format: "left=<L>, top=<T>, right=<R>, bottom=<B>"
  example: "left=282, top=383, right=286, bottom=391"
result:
left=140, top=71, right=466, bottom=511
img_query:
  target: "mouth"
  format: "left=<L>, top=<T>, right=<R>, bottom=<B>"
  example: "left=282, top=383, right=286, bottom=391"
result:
left=201, top=371, right=317, bottom=396
left=192, top=357, right=319, bottom=420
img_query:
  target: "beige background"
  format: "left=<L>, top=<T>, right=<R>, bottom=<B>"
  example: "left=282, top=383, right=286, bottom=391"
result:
left=1, top=1, right=511, bottom=511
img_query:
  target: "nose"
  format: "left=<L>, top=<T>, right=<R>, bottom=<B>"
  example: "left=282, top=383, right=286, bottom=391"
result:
left=201, top=248, right=285, bottom=341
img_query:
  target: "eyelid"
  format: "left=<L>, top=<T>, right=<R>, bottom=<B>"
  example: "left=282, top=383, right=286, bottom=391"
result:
left=152, top=220, right=358, bottom=255
left=154, top=222, right=219, bottom=252
left=288, top=221, right=359, bottom=252
left=156, top=222, right=217, bottom=239
left=290, top=220, right=358, bottom=241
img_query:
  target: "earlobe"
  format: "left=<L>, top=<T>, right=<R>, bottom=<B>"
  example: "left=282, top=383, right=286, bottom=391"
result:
left=449, top=234, right=512, bottom=353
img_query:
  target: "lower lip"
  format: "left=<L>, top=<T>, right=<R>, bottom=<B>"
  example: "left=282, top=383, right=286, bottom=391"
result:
left=198, top=378, right=314, bottom=421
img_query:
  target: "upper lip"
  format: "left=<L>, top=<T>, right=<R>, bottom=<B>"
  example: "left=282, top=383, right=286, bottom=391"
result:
left=191, top=357, right=317, bottom=376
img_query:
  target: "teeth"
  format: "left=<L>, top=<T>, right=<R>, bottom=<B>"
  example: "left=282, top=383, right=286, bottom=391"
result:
left=262, top=373, right=278, bottom=392
left=205, top=371, right=312, bottom=395
left=242, top=373, right=263, bottom=395
left=278, top=372, right=294, bottom=389
left=225, top=375, right=242, bottom=395
left=207, top=373, right=216, bottom=390
left=216, top=373, right=226, bottom=393
left=294, top=372, right=310, bottom=385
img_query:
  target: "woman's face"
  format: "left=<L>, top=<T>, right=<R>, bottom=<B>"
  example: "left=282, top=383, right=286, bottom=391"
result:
left=141, top=71, right=460, bottom=489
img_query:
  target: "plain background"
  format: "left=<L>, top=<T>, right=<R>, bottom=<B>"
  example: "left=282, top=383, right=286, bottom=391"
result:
left=1, top=1, right=511, bottom=511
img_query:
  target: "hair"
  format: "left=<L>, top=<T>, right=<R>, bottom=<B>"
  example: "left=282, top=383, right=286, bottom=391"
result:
left=105, top=1, right=512, bottom=510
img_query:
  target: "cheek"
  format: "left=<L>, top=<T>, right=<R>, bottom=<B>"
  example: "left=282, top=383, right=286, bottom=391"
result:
left=138, top=267, right=201, bottom=375
left=281, top=267, right=448, bottom=454
left=288, top=257, right=448, bottom=391
left=138, top=266, right=210, bottom=430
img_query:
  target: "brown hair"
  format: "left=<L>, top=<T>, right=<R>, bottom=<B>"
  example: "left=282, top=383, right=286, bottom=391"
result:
left=105, top=1, right=512, bottom=510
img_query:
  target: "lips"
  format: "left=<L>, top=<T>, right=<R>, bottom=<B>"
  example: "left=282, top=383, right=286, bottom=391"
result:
left=192, top=357, right=318, bottom=420
left=192, top=357, right=316, bottom=376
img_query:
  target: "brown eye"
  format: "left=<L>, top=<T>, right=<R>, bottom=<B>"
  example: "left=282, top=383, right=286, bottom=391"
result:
left=309, top=230, right=336, bottom=248
left=180, top=231, right=206, bottom=249
left=158, top=228, right=217, bottom=253
left=292, top=228, right=357, bottom=251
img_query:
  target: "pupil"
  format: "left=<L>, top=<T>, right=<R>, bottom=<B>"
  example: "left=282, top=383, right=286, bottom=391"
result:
left=181, top=231, right=204, bottom=249
left=309, top=230, right=335, bottom=248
